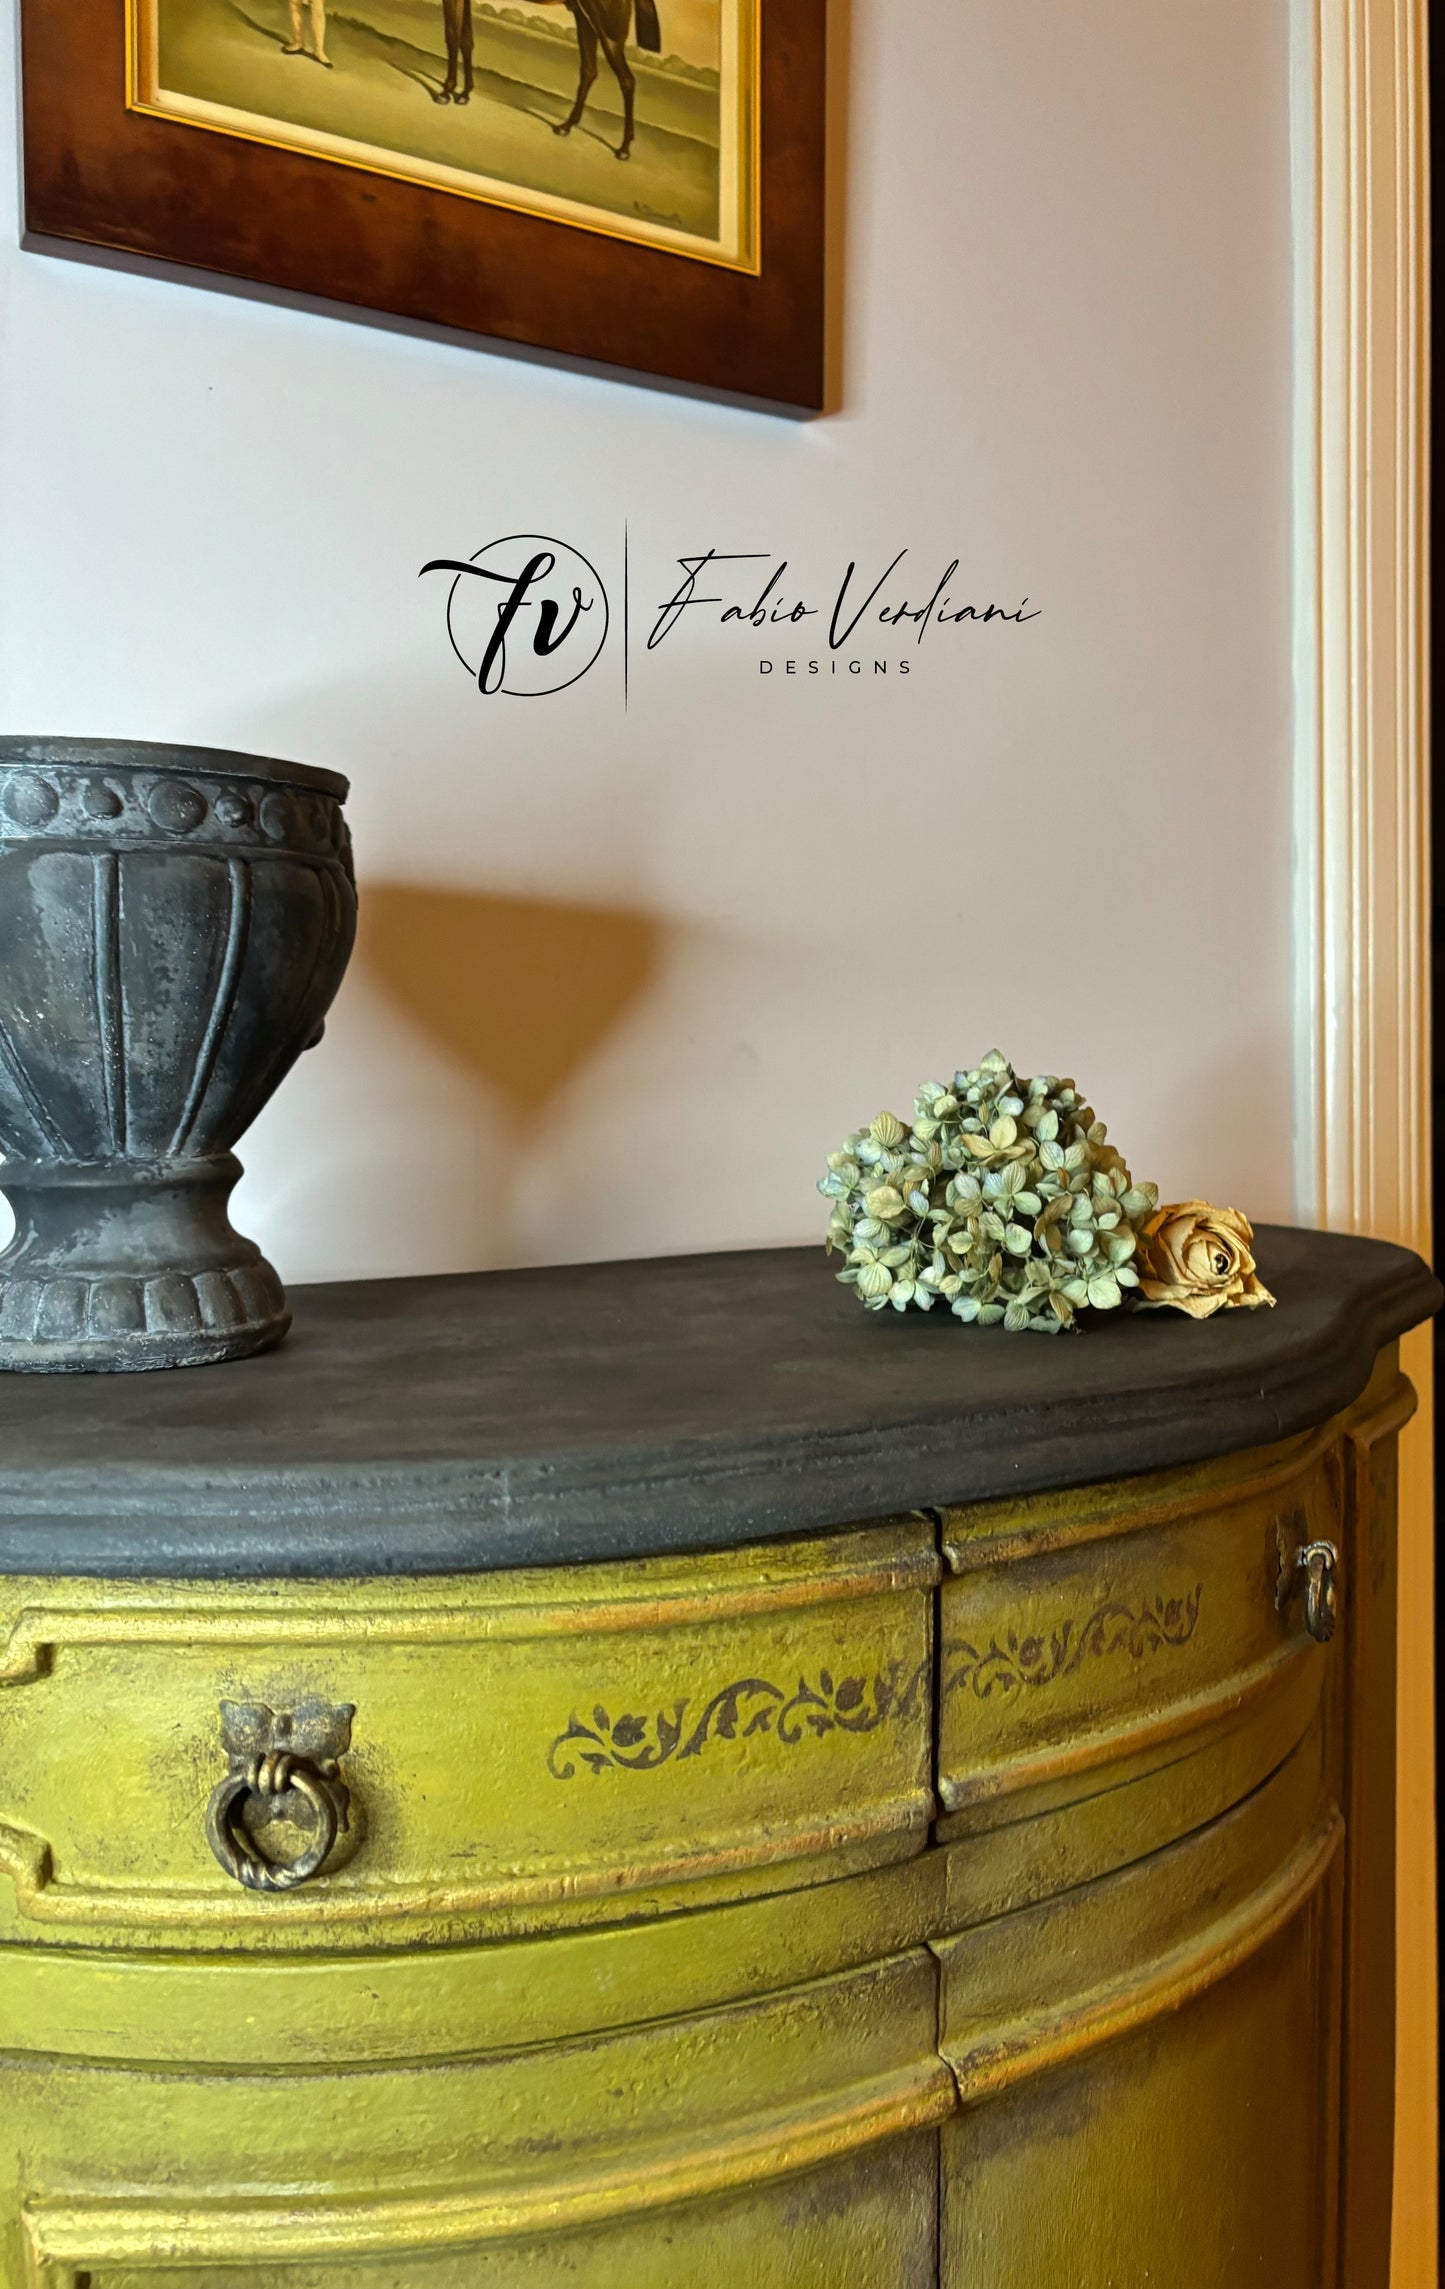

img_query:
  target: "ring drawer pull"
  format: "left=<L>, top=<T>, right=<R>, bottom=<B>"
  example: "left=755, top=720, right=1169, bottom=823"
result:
left=1297, top=1541, right=1339, bottom=1642
left=205, top=1698, right=354, bottom=1893
left=1275, top=1524, right=1340, bottom=1645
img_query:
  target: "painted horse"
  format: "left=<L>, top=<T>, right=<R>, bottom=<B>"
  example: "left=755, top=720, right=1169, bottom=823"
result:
left=552, top=0, right=661, bottom=161
left=436, top=0, right=661, bottom=161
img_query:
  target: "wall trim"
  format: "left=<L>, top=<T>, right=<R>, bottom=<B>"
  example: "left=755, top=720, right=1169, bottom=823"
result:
left=1294, top=1, right=1429, bottom=1244
left=1290, top=0, right=1433, bottom=2278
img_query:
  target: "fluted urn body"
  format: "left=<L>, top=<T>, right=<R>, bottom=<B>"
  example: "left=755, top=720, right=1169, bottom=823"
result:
left=0, top=738, right=356, bottom=1371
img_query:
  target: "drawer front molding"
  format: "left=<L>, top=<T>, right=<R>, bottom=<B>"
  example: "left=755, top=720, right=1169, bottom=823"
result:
left=11, top=1952, right=950, bottom=2283
left=0, top=1525, right=939, bottom=1947
left=6, top=1746, right=1334, bottom=2289
left=19, top=2070, right=956, bottom=2287
left=937, top=1432, right=1345, bottom=1829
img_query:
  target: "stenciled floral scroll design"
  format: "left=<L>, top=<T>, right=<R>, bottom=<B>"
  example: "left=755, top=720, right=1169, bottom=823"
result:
left=943, top=1584, right=1203, bottom=1703
left=546, top=1658, right=930, bottom=1779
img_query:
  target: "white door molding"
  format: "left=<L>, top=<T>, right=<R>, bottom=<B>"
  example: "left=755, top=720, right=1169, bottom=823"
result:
left=1291, top=0, right=1432, bottom=2278
left=1293, top=0, right=1429, bottom=1247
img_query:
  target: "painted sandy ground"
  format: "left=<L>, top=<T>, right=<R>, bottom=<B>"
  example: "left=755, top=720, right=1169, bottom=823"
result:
left=156, top=0, right=721, bottom=238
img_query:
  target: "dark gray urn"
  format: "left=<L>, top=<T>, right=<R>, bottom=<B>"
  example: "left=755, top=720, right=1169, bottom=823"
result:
left=0, top=738, right=356, bottom=1371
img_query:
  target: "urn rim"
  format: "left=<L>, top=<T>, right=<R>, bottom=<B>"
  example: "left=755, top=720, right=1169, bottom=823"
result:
left=0, top=736, right=349, bottom=802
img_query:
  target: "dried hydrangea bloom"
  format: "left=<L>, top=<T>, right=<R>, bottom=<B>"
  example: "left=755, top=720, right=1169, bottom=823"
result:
left=820, top=1051, right=1159, bottom=1334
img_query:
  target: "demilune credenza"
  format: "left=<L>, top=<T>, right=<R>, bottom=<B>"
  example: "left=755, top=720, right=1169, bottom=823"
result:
left=0, top=1228, right=1436, bottom=2287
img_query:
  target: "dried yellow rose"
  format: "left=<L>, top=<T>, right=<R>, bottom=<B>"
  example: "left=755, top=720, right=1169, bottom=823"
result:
left=1137, top=1202, right=1275, bottom=1320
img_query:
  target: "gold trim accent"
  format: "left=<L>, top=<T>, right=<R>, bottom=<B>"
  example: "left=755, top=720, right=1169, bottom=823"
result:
left=0, top=1528, right=940, bottom=1690
left=937, top=1639, right=1318, bottom=1814
left=942, top=1420, right=1339, bottom=1573
left=0, top=1791, right=930, bottom=1928
left=0, top=1713, right=1331, bottom=2072
left=0, top=1850, right=945, bottom=2068
left=123, top=0, right=762, bottom=275
left=20, top=2061, right=956, bottom=2279
left=939, top=1811, right=1343, bottom=2102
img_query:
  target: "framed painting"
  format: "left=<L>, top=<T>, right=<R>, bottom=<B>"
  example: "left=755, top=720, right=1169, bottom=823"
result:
left=18, top=0, right=826, bottom=407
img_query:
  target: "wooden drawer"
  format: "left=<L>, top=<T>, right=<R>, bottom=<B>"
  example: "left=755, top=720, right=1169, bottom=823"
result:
left=936, top=1425, right=1342, bottom=1833
left=0, top=1735, right=1335, bottom=2289
left=0, top=1520, right=937, bottom=1950
left=6, top=1950, right=951, bottom=2289
left=936, top=1734, right=1342, bottom=2289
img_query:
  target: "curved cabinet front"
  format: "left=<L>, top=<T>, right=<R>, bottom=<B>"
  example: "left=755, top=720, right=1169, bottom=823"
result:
left=0, top=1370, right=1404, bottom=2289
left=0, top=1521, right=939, bottom=1949
left=1, top=1742, right=1337, bottom=2289
left=939, top=1740, right=1342, bottom=2289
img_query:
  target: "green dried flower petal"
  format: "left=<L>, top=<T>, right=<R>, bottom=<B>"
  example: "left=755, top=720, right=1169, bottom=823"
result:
left=864, top=1185, right=906, bottom=1223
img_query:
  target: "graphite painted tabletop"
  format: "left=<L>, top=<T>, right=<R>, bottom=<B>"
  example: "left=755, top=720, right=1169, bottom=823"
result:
left=0, top=1227, right=1436, bottom=1577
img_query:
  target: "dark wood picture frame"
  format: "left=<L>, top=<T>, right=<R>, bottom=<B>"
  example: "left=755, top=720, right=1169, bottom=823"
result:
left=18, top=0, right=826, bottom=409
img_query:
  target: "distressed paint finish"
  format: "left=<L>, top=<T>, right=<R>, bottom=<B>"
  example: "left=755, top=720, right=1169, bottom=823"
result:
left=937, top=1419, right=1346, bottom=1831
left=0, top=1364, right=1409, bottom=2286
left=0, top=1520, right=939, bottom=1949
left=0, top=1227, right=1432, bottom=1578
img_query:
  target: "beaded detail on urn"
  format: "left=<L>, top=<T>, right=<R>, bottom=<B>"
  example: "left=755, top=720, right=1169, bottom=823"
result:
left=0, top=738, right=357, bottom=1371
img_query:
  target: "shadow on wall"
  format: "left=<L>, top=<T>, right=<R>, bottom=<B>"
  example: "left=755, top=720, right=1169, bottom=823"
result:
left=357, top=883, right=664, bottom=1115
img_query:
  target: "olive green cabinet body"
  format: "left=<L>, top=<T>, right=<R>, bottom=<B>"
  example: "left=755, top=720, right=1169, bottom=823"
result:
left=0, top=1360, right=1406, bottom=2288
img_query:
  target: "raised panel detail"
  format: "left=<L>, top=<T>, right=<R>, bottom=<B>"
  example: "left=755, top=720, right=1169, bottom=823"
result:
left=936, top=1741, right=1341, bottom=2288
left=11, top=1954, right=950, bottom=2286
left=0, top=1521, right=937, bottom=1949
left=937, top=1429, right=1343, bottom=1828
left=33, top=2140, right=940, bottom=2289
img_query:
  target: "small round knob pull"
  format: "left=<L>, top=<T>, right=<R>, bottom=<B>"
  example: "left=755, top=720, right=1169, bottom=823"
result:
left=205, top=1699, right=353, bottom=1892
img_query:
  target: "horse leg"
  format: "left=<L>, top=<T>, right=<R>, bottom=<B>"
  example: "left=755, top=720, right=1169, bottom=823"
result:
left=453, top=0, right=472, bottom=102
left=434, top=0, right=460, bottom=100
left=599, top=32, right=634, bottom=157
left=282, top=0, right=304, bottom=54
left=554, top=14, right=598, bottom=136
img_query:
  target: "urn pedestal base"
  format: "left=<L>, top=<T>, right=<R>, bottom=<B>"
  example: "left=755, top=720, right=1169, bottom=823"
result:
left=0, top=1153, right=289, bottom=1372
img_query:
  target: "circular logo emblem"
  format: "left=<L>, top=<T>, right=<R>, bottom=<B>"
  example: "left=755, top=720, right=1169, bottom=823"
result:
left=431, top=534, right=610, bottom=698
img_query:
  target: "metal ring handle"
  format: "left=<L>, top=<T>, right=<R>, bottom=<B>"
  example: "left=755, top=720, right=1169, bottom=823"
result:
left=1298, top=1540, right=1339, bottom=1644
left=205, top=1757, right=342, bottom=1892
left=1274, top=1522, right=1341, bottom=1646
